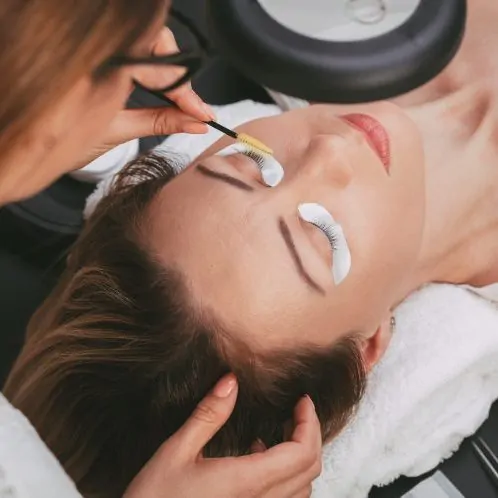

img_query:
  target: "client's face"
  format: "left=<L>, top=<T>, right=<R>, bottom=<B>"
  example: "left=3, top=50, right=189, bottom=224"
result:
left=149, top=103, right=424, bottom=363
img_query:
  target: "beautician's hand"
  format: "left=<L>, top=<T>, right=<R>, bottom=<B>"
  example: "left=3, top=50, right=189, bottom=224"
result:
left=79, top=27, right=215, bottom=168
left=123, top=375, right=322, bottom=498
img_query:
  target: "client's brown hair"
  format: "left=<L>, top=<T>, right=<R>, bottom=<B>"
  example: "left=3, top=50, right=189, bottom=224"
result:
left=4, top=153, right=366, bottom=498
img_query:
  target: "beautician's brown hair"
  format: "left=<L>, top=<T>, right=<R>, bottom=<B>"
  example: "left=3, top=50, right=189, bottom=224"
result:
left=0, top=0, right=165, bottom=172
left=4, top=153, right=366, bottom=498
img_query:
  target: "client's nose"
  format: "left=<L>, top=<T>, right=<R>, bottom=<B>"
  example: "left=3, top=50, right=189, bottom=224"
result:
left=300, top=134, right=355, bottom=189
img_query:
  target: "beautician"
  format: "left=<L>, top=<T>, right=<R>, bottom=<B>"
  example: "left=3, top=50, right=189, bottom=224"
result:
left=0, top=1, right=321, bottom=497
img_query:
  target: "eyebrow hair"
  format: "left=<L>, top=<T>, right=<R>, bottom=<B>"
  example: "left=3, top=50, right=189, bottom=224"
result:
left=278, top=218, right=325, bottom=295
left=196, top=164, right=254, bottom=192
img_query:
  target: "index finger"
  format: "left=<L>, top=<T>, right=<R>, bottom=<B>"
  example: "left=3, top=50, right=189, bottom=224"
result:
left=140, top=28, right=214, bottom=122
left=154, top=29, right=215, bottom=121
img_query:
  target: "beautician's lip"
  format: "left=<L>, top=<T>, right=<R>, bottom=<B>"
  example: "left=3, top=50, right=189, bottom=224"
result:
left=340, top=114, right=391, bottom=172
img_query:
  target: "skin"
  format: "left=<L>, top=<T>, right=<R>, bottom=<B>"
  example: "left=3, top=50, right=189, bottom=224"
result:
left=406, top=86, right=498, bottom=288
left=146, top=1, right=498, bottom=367
left=0, top=8, right=213, bottom=204
left=125, top=380, right=322, bottom=498
left=4, top=2, right=498, bottom=497
left=148, top=102, right=424, bottom=367
left=1, top=5, right=323, bottom=498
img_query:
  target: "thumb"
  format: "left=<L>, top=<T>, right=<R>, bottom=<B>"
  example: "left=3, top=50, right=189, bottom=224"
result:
left=169, top=374, right=238, bottom=461
left=107, top=107, right=208, bottom=147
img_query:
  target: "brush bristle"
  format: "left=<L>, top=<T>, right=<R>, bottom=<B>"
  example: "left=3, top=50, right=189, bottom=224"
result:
left=237, top=133, right=274, bottom=155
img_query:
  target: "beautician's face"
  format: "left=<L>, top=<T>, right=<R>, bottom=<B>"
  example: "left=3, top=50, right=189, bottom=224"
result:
left=149, top=104, right=425, bottom=362
left=0, top=7, right=166, bottom=203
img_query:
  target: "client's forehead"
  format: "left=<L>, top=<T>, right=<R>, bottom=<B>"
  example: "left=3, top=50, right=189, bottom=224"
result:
left=148, top=166, right=257, bottom=264
left=146, top=176, right=326, bottom=349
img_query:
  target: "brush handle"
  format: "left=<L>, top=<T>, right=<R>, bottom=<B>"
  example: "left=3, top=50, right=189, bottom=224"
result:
left=134, top=82, right=238, bottom=139
left=204, top=120, right=237, bottom=139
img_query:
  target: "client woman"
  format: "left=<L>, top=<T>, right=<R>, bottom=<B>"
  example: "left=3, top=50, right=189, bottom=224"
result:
left=5, top=56, right=498, bottom=497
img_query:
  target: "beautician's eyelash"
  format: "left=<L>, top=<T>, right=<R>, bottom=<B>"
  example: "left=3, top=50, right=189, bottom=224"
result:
left=307, top=220, right=339, bottom=251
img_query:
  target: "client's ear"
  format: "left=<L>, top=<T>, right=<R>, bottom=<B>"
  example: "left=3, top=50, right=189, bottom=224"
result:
left=360, top=314, right=394, bottom=372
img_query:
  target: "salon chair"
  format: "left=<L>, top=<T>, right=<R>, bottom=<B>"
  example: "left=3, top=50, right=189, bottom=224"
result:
left=1, top=0, right=497, bottom=496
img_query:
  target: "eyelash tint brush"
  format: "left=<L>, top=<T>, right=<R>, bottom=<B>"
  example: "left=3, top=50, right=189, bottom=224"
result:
left=204, top=118, right=273, bottom=156
left=136, top=83, right=274, bottom=157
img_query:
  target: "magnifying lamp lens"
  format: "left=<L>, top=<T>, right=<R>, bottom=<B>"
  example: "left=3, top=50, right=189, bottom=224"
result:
left=207, top=0, right=466, bottom=103
left=346, top=0, right=387, bottom=24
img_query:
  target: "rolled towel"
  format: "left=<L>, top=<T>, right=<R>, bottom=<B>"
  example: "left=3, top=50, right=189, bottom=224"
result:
left=70, top=139, right=140, bottom=184
left=313, top=284, right=498, bottom=498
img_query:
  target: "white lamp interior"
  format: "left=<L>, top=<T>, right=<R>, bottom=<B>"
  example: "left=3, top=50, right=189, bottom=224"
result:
left=257, top=0, right=421, bottom=41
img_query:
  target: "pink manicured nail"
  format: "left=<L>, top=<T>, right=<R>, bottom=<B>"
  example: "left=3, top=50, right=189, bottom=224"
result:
left=306, top=394, right=315, bottom=410
left=213, top=374, right=237, bottom=398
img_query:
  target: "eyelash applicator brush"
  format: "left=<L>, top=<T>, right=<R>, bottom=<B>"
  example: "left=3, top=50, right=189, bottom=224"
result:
left=203, top=119, right=273, bottom=156
left=136, top=83, right=274, bottom=157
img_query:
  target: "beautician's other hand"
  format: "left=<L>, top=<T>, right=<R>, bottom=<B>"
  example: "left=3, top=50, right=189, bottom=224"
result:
left=80, top=27, right=215, bottom=168
left=123, top=375, right=322, bottom=498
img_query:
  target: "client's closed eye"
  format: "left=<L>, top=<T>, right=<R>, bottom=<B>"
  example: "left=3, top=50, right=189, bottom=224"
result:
left=298, top=203, right=352, bottom=286
left=217, top=144, right=284, bottom=187
left=196, top=164, right=255, bottom=192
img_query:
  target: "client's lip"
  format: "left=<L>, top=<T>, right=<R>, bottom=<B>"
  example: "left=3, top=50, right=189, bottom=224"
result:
left=340, top=114, right=391, bottom=172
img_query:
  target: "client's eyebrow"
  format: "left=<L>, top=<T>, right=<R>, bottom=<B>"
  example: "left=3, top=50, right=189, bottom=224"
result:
left=278, top=218, right=325, bottom=295
left=196, top=164, right=254, bottom=192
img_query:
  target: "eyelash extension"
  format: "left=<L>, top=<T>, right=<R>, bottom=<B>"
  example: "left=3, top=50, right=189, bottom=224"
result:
left=216, top=143, right=284, bottom=187
left=308, top=220, right=339, bottom=251
left=242, top=149, right=266, bottom=170
left=297, top=202, right=352, bottom=286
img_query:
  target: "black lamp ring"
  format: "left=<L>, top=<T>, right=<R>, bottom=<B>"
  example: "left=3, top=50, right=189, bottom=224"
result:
left=206, top=0, right=467, bottom=103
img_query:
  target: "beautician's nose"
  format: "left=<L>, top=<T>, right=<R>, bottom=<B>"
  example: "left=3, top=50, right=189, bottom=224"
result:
left=297, top=134, right=355, bottom=189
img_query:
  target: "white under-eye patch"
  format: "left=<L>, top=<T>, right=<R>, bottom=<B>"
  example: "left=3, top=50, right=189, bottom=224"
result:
left=298, top=202, right=352, bottom=285
left=216, top=143, right=284, bottom=187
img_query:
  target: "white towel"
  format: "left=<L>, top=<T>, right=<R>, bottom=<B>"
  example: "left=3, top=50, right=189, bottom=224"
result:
left=71, top=139, right=140, bottom=183
left=84, top=101, right=498, bottom=498
left=313, top=284, right=498, bottom=498
left=0, top=394, right=82, bottom=498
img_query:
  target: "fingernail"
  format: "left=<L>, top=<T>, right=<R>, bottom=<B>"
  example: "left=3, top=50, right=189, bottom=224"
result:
left=191, top=90, right=216, bottom=120
left=184, top=122, right=209, bottom=134
left=213, top=374, right=237, bottom=398
left=306, top=394, right=315, bottom=410
left=251, top=438, right=266, bottom=453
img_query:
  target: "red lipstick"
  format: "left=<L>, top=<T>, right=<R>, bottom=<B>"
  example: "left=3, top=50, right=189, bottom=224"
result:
left=341, top=114, right=391, bottom=172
